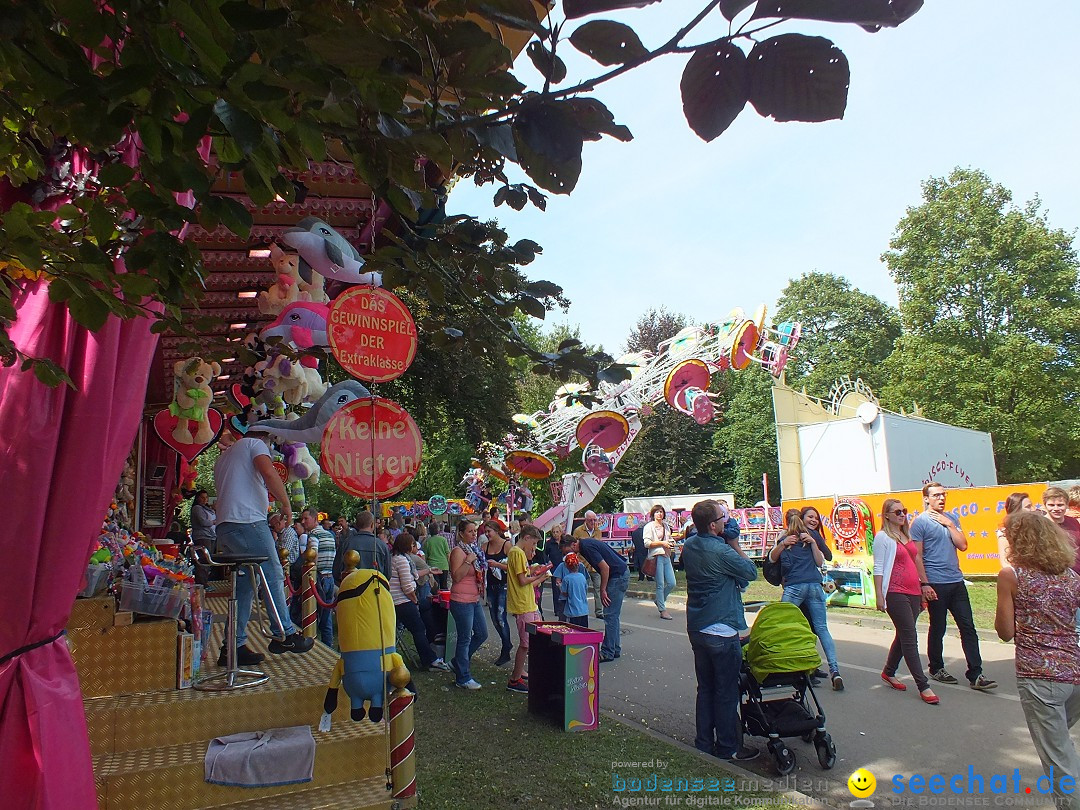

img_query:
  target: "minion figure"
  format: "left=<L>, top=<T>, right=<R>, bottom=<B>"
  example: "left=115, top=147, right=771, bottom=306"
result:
left=320, top=568, right=408, bottom=728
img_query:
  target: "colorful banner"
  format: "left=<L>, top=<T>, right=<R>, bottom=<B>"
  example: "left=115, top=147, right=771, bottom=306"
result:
left=380, top=499, right=473, bottom=520
left=783, top=482, right=1052, bottom=579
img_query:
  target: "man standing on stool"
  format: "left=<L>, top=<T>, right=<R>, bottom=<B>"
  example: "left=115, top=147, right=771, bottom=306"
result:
left=214, top=430, right=314, bottom=664
left=911, top=481, right=995, bottom=691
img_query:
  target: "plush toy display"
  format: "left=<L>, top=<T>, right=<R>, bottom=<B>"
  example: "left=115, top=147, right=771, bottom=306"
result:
left=259, top=302, right=330, bottom=362
left=114, top=459, right=136, bottom=526
left=282, top=217, right=383, bottom=286
left=272, top=243, right=328, bottom=304
left=281, top=441, right=320, bottom=485
left=257, top=245, right=311, bottom=316
left=256, top=353, right=327, bottom=407
left=170, top=357, right=221, bottom=444
left=248, top=380, right=371, bottom=443
left=320, top=568, right=407, bottom=727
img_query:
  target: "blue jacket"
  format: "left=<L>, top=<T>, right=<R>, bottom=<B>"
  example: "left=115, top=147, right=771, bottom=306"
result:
left=682, top=532, right=758, bottom=633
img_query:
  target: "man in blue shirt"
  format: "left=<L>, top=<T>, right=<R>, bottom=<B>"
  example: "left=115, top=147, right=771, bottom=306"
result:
left=683, top=499, right=759, bottom=762
left=911, top=481, right=996, bottom=691
left=571, top=533, right=630, bottom=662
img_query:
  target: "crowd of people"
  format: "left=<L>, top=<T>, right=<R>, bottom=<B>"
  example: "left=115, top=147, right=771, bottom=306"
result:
left=201, top=433, right=1080, bottom=797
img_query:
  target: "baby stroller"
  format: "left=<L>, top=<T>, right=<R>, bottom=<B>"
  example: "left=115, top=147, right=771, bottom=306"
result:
left=740, top=602, right=837, bottom=775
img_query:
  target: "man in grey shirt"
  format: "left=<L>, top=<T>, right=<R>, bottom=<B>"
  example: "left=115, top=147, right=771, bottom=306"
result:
left=333, top=510, right=391, bottom=583
left=910, top=481, right=996, bottom=691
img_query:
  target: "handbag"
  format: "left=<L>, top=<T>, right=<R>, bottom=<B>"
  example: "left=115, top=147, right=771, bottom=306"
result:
left=641, top=556, right=657, bottom=577
left=762, top=547, right=783, bottom=586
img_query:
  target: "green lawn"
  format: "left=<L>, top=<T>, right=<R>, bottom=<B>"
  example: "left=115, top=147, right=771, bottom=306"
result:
left=411, top=655, right=795, bottom=809
left=636, top=569, right=1000, bottom=630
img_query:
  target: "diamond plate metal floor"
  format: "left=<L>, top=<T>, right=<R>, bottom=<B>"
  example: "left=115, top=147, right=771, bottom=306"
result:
left=83, top=592, right=416, bottom=810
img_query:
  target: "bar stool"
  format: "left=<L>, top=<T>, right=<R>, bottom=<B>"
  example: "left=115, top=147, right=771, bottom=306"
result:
left=192, top=546, right=285, bottom=691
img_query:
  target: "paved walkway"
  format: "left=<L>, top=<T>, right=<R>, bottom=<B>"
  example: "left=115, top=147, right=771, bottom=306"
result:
left=568, top=590, right=1053, bottom=808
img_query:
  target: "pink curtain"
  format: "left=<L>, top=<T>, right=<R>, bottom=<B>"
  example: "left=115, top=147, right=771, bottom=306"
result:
left=0, top=280, right=159, bottom=809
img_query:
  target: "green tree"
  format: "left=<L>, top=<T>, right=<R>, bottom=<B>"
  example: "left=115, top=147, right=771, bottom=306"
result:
left=775, top=272, right=900, bottom=397
left=881, top=168, right=1080, bottom=481
left=713, top=368, right=779, bottom=505
left=1, top=1, right=922, bottom=386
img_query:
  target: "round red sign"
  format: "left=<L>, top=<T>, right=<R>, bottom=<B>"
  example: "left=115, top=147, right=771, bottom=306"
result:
left=320, top=398, right=423, bottom=499
left=328, top=287, right=418, bottom=383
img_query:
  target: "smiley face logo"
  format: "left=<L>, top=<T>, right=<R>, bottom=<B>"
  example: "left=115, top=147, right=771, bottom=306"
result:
left=848, top=768, right=876, bottom=798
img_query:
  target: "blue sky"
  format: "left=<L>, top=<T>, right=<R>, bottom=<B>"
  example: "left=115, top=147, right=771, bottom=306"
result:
left=448, top=1, right=1080, bottom=355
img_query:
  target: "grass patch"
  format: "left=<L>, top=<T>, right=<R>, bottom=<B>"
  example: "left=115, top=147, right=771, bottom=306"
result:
left=411, top=655, right=791, bottom=809
left=645, top=569, right=999, bottom=630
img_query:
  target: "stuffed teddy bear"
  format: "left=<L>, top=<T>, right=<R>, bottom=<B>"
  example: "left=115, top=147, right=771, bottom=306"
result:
left=281, top=441, right=321, bottom=486
left=256, top=245, right=329, bottom=316
left=271, top=243, right=329, bottom=304
left=256, top=353, right=327, bottom=407
left=170, top=357, right=220, bottom=444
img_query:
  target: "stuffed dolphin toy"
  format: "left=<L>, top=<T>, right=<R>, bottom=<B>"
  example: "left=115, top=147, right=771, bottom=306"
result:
left=282, top=217, right=383, bottom=286
left=259, top=301, right=330, bottom=350
left=247, top=380, right=370, bottom=443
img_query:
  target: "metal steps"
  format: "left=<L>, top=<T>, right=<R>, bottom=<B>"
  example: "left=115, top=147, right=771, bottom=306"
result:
left=75, top=594, right=415, bottom=810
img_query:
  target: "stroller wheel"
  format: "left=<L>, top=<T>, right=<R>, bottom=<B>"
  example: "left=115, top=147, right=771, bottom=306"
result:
left=769, top=741, right=796, bottom=775
left=815, top=734, right=837, bottom=770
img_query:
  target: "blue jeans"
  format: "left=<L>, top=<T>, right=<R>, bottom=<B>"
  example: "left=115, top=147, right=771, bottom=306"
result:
left=449, top=600, right=488, bottom=684
left=317, top=573, right=336, bottom=648
left=653, top=554, right=676, bottom=612
left=396, top=600, right=436, bottom=668
left=216, top=521, right=297, bottom=646
left=601, top=570, right=630, bottom=659
left=487, top=584, right=512, bottom=658
left=688, top=631, right=743, bottom=757
left=551, top=579, right=566, bottom=622
left=781, top=581, right=838, bottom=672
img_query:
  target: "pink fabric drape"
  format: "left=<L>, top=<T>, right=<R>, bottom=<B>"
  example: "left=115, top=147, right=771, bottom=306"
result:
left=0, top=280, right=159, bottom=809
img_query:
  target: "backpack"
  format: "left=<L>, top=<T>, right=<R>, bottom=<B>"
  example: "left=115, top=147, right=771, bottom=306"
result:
left=762, top=547, right=783, bottom=586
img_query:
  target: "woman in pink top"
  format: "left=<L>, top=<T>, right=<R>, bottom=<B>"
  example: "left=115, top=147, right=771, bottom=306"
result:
left=996, top=511, right=1080, bottom=807
left=873, top=498, right=939, bottom=705
left=448, top=521, right=489, bottom=690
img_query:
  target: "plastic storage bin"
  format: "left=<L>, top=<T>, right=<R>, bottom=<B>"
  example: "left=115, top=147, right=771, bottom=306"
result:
left=79, top=564, right=111, bottom=598
left=119, top=581, right=187, bottom=619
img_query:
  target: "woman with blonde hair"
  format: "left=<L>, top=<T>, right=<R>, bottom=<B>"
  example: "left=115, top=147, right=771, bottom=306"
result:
left=873, top=498, right=939, bottom=704
left=996, top=512, right=1080, bottom=808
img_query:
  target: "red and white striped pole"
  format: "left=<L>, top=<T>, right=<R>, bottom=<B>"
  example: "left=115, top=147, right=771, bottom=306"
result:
left=301, top=547, right=317, bottom=638
left=388, top=674, right=416, bottom=799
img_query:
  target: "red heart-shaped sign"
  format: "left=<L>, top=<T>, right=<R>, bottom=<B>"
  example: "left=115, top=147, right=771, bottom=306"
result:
left=153, top=408, right=225, bottom=462
left=272, top=460, right=289, bottom=484
left=226, top=384, right=250, bottom=411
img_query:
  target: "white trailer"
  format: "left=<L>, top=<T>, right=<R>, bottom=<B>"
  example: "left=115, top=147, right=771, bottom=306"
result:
left=621, top=493, right=735, bottom=517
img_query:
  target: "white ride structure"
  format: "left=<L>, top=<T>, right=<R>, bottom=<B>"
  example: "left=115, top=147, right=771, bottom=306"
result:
left=468, top=306, right=801, bottom=531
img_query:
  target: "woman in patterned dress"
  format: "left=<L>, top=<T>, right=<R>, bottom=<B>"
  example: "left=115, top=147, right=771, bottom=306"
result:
left=996, top=511, right=1080, bottom=810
